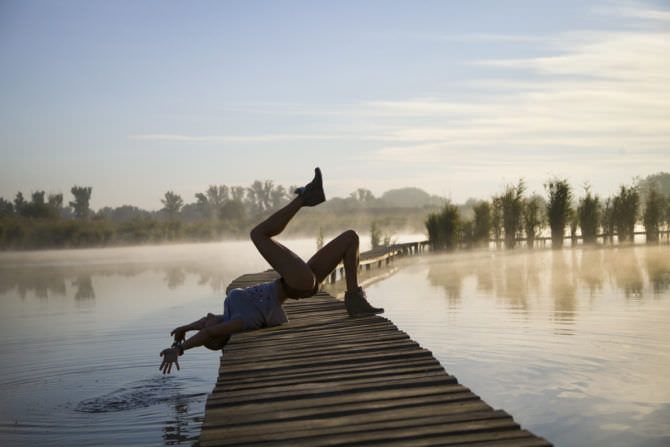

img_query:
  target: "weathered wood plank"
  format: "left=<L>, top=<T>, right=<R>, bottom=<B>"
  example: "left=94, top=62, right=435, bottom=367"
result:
left=199, top=269, right=551, bottom=446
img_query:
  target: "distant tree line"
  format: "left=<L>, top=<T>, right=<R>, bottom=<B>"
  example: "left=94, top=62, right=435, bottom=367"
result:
left=3, top=172, right=668, bottom=250
left=0, top=182, right=442, bottom=249
left=426, top=172, right=670, bottom=250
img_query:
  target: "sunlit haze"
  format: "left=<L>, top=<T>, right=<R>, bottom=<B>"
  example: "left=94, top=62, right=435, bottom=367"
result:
left=1, top=0, right=668, bottom=209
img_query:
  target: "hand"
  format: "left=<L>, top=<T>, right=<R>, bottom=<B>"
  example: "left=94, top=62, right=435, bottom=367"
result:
left=159, top=347, right=180, bottom=374
left=170, top=326, right=186, bottom=343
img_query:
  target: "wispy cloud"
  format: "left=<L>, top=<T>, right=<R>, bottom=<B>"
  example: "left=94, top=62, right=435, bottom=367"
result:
left=361, top=24, right=670, bottom=165
left=130, top=3, right=669, bottom=195
left=130, top=133, right=347, bottom=143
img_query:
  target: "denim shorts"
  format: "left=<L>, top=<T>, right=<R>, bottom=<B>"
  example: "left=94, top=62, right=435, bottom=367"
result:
left=221, top=280, right=288, bottom=330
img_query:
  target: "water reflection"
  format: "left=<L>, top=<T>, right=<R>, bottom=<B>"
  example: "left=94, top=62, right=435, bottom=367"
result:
left=579, top=249, right=604, bottom=297
left=604, top=248, right=644, bottom=300
left=0, top=263, right=239, bottom=302
left=425, top=246, right=669, bottom=318
left=643, top=247, right=670, bottom=294
left=162, top=394, right=205, bottom=445
left=368, top=244, right=670, bottom=447
left=551, top=252, right=576, bottom=323
left=73, top=274, right=95, bottom=300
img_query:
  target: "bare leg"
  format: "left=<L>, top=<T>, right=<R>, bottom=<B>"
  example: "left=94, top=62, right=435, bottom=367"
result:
left=308, top=230, right=384, bottom=316
left=308, top=230, right=360, bottom=292
left=250, top=196, right=316, bottom=292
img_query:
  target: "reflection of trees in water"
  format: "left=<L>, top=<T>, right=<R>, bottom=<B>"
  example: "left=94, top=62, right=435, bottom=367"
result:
left=164, top=267, right=186, bottom=289
left=72, top=274, right=95, bottom=300
left=0, top=262, right=233, bottom=301
left=551, top=251, right=576, bottom=322
left=0, top=268, right=66, bottom=299
left=498, top=257, right=529, bottom=310
left=426, top=259, right=465, bottom=305
left=604, top=248, right=643, bottom=299
left=579, top=248, right=604, bottom=296
left=475, top=262, right=493, bottom=293
left=420, top=246, right=666, bottom=323
left=428, top=252, right=544, bottom=311
left=644, top=246, right=670, bottom=294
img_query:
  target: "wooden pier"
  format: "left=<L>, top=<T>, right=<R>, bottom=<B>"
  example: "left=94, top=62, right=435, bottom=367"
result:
left=327, top=240, right=430, bottom=283
left=198, top=261, right=551, bottom=446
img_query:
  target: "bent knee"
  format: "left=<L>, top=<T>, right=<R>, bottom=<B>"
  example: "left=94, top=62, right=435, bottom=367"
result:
left=249, top=227, right=262, bottom=243
left=343, top=229, right=359, bottom=245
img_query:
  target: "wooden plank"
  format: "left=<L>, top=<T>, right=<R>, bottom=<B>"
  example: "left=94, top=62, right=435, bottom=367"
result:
left=204, top=391, right=481, bottom=424
left=200, top=408, right=508, bottom=439
left=201, top=415, right=519, bottom=446
left=199, top=266, right=551, bottom=446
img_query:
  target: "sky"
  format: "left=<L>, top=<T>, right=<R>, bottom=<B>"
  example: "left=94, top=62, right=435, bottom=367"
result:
left=0, top=0, right=668, bottom=210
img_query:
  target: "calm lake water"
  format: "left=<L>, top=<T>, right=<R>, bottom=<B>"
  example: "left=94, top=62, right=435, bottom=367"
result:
left=0, top=240, right=668, bottom=446
left=364, top=245, right=670, bottom=447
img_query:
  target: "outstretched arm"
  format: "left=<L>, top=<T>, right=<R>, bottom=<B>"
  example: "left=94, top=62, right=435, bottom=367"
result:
left=160, top=319, right=244, bottom=374
left=170, top=313, right=217, bottom=342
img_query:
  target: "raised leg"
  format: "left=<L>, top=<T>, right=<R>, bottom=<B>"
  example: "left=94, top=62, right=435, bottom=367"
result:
left=307, top=229, right=360, bottom=292
left=250, top=196, right=316, bottom=292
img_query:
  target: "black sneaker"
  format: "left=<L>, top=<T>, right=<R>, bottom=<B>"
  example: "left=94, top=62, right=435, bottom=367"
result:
left=294, top=167, right=325, bottom=206
left=345, top=287, right=384, bottom=317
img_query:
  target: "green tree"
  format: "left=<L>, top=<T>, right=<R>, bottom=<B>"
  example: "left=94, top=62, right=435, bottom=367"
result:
left=48, top=193, right=63, bottom=213
left=577, top=188, right=600, bottom=244
left=612, top=185, right=639, bottom=242
left=0, top=198, right=14, bottom=217
left=602, top=198, right=615, bottom=243
left=425, top=202, right=460, bottom=250
left=545, top=179, right=572, bottom=249
left=270, top=185, right=288, bottom=210
left=161, top=191, right=184, bottom=219
left=246, top=181, right=267, bottom=214
left=500, top=180, right=525, bottom=249
left=472, top=201, right=491, bottom=246
left=13, top=192, right=26, bottom=216
left=21, top=191, right=58, bottom=219
left=523, top=195, right=544, bottom=248
left=220, top=200, right=245, bottom=221
left=370, top=221, right=381, bottom=249
left=230, top=186, right=246, bottom=202
left=351, top=188, right=375, bottom=204
left=491, top=196, right=503, bottom=248
left=642, top=187, right=664, bottom=243
left=70, top=186, right=93, bottom=219
left=196, top=185, right=229, bottom=219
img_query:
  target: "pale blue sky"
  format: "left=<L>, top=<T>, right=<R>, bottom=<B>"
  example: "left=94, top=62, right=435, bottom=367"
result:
left=1, top=0, right=668, bottom=209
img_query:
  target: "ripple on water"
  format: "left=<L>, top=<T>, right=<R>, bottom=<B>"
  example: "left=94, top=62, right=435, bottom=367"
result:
left=75, top=376, right=207, bottom=413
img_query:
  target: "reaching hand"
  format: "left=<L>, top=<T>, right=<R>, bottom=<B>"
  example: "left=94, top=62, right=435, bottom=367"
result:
left=170, top=326, right=186, bottom=343
left=159, top=347, right=180, bottom=374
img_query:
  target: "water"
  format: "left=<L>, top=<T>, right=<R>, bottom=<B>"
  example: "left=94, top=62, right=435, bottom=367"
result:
left=0, top=239, right=320, bottom=446
left=364, top=245, right=670, bottom=447
left=1, top=241, right=668, bottom=446
left=0, top=234, right=420, bottom=446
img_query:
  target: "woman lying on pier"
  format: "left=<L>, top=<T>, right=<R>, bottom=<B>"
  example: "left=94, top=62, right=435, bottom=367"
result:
left=159, top=168, right=384, bottom=374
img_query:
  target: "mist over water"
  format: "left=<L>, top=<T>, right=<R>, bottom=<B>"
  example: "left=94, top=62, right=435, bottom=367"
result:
left=0, top=238, right=321, bottom=446
left=0, top=239, right=668, bottom=446
left=0, top=235, right=419, bottom=446
left=365, top=245, right=670, bottom=447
